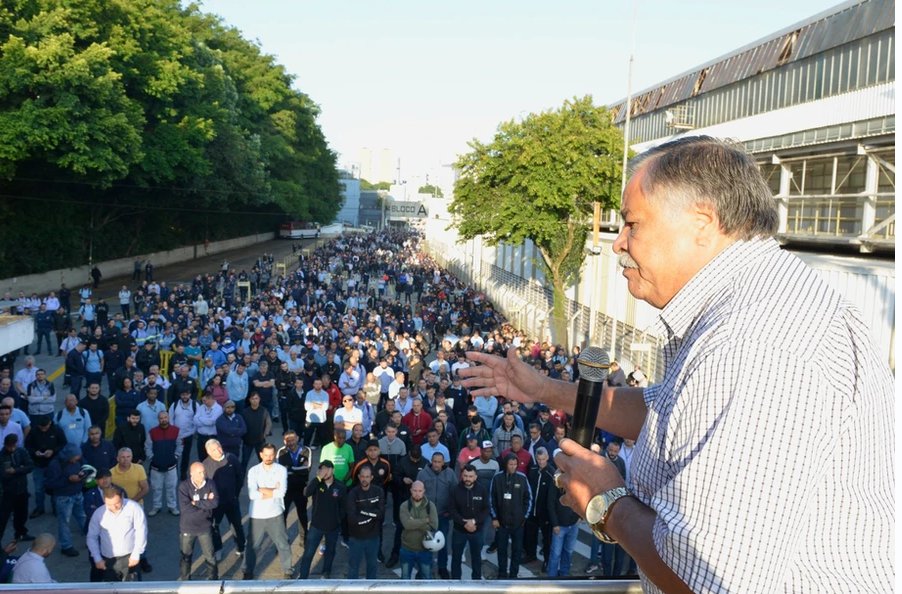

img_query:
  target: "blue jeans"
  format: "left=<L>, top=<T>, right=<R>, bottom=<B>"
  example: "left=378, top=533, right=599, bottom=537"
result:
left=400, top=547, right=432, bottom=579
left=600, top=541, right=627, bottom=576
left=451, top=529, right=484, bottom=579
left=496, top=524, right=524, bottom=577
left=32, top=467, right=47, bottom=512
left=435, top=515, right=450, bottom=571
left=54, top=493, right=87, bottom=550
left=298, top=525, right=339, bottom=579
left=347, top=536, right=379, bottom=579
left=547, top=524, right=579, bottom=577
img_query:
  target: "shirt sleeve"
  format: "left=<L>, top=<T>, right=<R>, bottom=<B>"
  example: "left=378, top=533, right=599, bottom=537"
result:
left=131, top=505, right=147, bottom=560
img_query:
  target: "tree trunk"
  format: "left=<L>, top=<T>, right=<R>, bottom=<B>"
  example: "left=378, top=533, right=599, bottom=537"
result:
left=550, top=273, right=569, bottom=349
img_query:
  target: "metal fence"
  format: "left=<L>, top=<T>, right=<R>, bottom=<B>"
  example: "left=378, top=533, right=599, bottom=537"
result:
left=2, top=579, right=644, bottom=594
left=424, top=240, right=666, bottom=382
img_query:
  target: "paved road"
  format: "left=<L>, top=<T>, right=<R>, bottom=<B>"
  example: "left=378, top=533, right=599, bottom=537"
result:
left=7, top=234, right=631, bottom=583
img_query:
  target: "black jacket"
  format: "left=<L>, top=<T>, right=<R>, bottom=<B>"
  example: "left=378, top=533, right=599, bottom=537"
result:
left=394, top=454, right=428, bottom=494
left=178, top=478, right=219, bottom=535
left=241, top=406, right=271, bottom=445
left=79, top=394, right=110, bottom=432
left=66, top=348, right=86, bottom=375
left=448, top=481, right=490, bottom=532
left=202, top=452, right=243, bottom=503
left=547, top=484, right=580, bottom=528
left=112, top=422, right=147, bottom=463
left=24, top=424, right=67, bottom=469
left=490, top=470, right=532, bottom=528
left=277, top=446, right=311, bottom=493
left=527, top=465, right=555, bottom=521
left=0, top=446, right=33, bottom=495
left=305, top=477, right=347, bottom=532
left=285, top=389, right=307, bottom=424
left=345, top=484, right=385, bottom=540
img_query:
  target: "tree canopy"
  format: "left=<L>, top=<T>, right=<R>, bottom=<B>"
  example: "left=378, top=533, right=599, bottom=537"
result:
left=450, top=95, right=627, bottom=347
left=0, top=0, right=341, bottom=277
left=418, top=184, right=443, bottom=197
left=360, top=179, right=391, bottom=191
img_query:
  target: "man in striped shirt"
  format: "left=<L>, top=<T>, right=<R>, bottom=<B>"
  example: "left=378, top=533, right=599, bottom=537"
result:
left=462, top=136, right=894, bottom=593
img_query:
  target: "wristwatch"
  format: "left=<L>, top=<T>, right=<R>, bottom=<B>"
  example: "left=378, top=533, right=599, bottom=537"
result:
left=586, top=486, right=631, bottom=544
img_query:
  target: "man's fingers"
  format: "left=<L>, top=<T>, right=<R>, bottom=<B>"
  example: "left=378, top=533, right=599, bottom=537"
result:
left=558, top=438, right=593, bottom=461
left=464, top=350, right=494, bottom=365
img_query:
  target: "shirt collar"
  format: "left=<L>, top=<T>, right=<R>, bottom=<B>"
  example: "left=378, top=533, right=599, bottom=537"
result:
left=658, top=238, right=778, bottom=341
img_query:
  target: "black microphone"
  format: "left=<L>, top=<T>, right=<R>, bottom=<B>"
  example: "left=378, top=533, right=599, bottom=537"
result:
left=570, top=347, right=610, bottom=448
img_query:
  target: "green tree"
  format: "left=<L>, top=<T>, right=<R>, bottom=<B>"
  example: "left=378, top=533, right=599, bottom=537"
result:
left=450, top=95, right=627, bottom=347
left=360, top=179, right=391, bottom=191
left=418, top=184, right=443, bottom=197
left=0, top=0, right=341, bottom=277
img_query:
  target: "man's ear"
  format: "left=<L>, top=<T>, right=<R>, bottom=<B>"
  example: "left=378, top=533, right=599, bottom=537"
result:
left=691, top=202, right=720, bottom=246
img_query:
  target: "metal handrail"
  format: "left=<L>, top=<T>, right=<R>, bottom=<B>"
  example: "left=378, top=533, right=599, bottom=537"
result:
left=2, top=579, right=645, bottom=594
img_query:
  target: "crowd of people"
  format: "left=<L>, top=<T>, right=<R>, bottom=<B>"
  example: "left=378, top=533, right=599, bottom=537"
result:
left=0, top=227, right=646, bottom=582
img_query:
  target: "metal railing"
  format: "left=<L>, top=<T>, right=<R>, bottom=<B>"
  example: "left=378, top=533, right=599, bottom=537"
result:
left=2, top=579, right=644, bottom=594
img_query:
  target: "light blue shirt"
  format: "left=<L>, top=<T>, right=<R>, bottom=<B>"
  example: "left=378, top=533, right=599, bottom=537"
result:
left=136, top=400, right=166, bottom=435
left=247, top=462, right=287, bottom=519
left=9, top=408, right=30, bottom=431
left=84, top=349, right=104, bottom=373
left=226, top=371, right=248, bottom=402
left=56, top=407, right=92, bottom=444
left=87, top=498, right=148, bottom=562
left=420, top=442, right=451, bottom=464
left=12, top=550, right=55, bottom=583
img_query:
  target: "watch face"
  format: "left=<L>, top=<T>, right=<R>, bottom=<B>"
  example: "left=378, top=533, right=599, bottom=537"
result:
left=586, top=494, right=606, bottom=525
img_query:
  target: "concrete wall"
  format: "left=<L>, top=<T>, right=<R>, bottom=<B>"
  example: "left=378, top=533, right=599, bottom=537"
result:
left=0, top=232, right=275, bottom=297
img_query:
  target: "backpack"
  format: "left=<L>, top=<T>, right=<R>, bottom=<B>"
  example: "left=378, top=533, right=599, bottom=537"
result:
left=406, top=498, right=432, bottom=517
left=0, top=555, right=19, bottom=583
left=56, top=407, right=87, bottom=425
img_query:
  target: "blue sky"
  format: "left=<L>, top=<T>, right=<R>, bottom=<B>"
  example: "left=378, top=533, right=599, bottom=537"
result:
left=198, top=0, right=844, bottom=178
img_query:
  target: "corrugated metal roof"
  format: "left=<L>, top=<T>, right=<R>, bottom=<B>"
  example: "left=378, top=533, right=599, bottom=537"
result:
left=609, top=0, right=895, bottom=122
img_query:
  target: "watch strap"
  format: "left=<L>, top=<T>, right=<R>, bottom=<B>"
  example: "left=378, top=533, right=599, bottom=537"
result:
left=591, top=486, right=631, bottom=544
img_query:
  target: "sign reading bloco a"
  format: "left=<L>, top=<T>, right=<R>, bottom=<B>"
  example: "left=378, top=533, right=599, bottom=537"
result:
left=388, top=201, right=428, bottom=220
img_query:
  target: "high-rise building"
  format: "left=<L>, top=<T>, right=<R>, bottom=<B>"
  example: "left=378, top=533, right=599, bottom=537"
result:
left=379, top=148, right=394, bottom=184
left=358, top=147, right=373, bottom=184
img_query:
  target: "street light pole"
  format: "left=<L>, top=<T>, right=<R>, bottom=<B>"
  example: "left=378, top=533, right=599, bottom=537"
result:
left=620, top=0, right=638, bottom=195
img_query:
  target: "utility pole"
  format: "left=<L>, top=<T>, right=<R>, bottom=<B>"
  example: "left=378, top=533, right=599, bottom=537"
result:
left=621, top=0, right=638, bottom=195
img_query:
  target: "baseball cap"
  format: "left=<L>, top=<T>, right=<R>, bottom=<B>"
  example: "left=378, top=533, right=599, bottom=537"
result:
left=366, top=439, right=380, bottom=449
left=482, top=441, right=494, bottom=449
left=538, top=404, right=550, bottom=413
left=465, top=433, right=478, bottom=441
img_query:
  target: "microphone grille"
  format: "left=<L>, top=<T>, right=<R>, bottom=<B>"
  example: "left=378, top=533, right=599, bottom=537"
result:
left=577, top=347, right=610, bottom=382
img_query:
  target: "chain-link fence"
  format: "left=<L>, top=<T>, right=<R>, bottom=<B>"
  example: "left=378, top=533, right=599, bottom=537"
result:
left=424, top=239, right=666, bottom=382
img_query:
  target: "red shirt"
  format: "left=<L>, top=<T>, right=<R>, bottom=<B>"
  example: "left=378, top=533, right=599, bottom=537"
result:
left=325, top=383, right=342, bottom=414
left=402, top=411, right=433, bottom=445
left=501, top=447, right=532, bottom=474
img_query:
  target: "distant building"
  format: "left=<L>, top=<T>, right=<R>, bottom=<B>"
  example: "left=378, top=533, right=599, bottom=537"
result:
left=336, top=171, right=361, bottom=227
left=359, top=190, right=384, bottom=228
left=358, top=147, right=373, bottom=184
left=610, top=0, right=894, bottom=255
left=379, top=149, right=394, bottom=184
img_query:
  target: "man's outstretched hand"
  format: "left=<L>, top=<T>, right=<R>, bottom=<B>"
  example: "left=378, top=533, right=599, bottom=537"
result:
left=460, top=347, right=544, bottom=404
